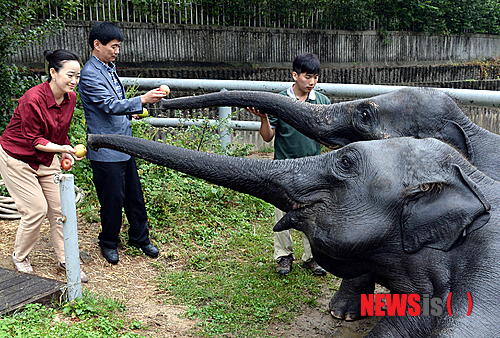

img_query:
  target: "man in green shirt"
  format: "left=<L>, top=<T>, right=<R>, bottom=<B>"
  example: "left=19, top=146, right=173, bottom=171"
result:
left=246, top=52, right=330, bottom=276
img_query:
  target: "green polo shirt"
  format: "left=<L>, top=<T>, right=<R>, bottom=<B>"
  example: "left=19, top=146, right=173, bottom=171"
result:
left=269, top=88, right=331, bottom=160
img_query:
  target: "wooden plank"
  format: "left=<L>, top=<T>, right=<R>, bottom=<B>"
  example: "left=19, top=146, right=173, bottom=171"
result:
left=0, top=268, right=65, bottom=315
left=1, top=275, right=49, bottom=298
left=0, top=274, right=32, bottom=291
left=2, top=284, right=64, bottom=315
left=0, top=269, right=14, bottom=282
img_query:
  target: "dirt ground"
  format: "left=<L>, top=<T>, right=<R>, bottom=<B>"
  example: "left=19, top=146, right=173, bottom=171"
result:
left=0, top=151, right=382, bottom=337
left=0, top=215, right=384, bottom=337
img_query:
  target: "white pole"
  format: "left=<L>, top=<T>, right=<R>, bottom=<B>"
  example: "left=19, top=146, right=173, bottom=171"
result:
left=218, top=88, right=232, bottom=149
left=55, top=173, right=82, bottom=301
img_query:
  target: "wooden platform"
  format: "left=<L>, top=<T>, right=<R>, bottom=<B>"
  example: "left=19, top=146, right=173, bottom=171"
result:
left=0, top=268, right=65, bottom=315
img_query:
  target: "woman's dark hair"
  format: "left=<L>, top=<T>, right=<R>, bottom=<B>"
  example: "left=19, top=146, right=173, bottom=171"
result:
left=88, top=21, right=124, bottom=49
left=44, top=49, right=80, bottom=82
left=292, top=52, right=321, bottom=75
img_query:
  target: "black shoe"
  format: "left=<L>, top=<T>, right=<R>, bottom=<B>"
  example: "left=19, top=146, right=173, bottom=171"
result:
left=129, top=242, right=159, bottom=258
left=100, top=244, right=119, bottom=264
left=276, top=255, right=293, bottom=275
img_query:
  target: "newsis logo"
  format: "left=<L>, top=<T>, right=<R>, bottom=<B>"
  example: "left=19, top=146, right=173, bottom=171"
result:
left=361, top=293, right=472, bottom=316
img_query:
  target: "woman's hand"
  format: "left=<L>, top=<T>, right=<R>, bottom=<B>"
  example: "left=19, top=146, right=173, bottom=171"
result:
left=60, top=151, right=75, bottom=164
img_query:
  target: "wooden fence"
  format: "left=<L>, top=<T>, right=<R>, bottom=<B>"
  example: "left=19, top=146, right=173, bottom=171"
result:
left=10, top=21, right=500, bottom=69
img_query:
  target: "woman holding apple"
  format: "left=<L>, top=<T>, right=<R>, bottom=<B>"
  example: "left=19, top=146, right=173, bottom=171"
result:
left=0, top=49, right=88, bottom=282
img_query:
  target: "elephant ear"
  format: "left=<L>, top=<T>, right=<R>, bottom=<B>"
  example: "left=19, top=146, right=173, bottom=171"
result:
left=401, top=165, right=490, bottom=253
left=434, top=120, right=474, bottom=162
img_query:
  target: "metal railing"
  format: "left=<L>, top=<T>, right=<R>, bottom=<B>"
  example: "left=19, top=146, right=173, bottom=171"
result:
left=126, top=78, right=500, bottom=148
left=123, top=78, right=500, bottom=108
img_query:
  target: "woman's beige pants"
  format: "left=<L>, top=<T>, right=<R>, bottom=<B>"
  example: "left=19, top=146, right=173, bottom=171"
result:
left=0, top=145, right=65, bottom=263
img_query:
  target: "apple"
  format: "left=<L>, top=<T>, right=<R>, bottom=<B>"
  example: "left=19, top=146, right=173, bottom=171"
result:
left=74, top=144, right=87, bottom=158
left=137, top=108, right=149, bottom=118
left=158, top=84, right=170, bottom=95
left=61, top=158, right=72, bottom=171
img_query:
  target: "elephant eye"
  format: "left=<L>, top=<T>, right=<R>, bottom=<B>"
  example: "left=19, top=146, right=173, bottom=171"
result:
left=353, top=105, right=375, bottom=133
left=404, top=183, right=443, bottom=197
left=336, top=153, right=357, bottom=176
left=340, top=156, right=351, bottom=167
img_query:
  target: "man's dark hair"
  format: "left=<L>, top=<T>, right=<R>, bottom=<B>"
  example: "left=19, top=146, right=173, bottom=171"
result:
left=88, top=22, right=124, bottom=50
left=292, top=52, right=321, bottom=75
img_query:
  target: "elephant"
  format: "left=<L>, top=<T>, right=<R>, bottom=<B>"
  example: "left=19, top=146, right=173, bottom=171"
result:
left=160, top=86, right=500, bottom=320
left=88, top=133, right=499, bottom=337
left=160, top=87, right=500, bottom=177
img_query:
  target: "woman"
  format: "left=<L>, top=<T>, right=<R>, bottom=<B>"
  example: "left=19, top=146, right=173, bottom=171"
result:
left=0, top=49, right=88, bottom=282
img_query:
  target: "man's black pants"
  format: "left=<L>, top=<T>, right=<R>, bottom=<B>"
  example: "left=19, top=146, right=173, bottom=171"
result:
left=90, top=158, right=150, bottom=249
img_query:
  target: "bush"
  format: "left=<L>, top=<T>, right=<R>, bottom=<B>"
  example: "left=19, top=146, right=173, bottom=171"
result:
left=0, top=0, right=81, bottom=128
left=0, top=64, right=39, bottom=133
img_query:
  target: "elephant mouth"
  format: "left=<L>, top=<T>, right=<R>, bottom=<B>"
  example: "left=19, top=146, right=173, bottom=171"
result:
left=273, top=202, right=323, bottom=233
left=273, top=208, right=303, bottom=232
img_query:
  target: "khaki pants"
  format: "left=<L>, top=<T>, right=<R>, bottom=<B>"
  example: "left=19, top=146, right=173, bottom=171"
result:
left=273, top=207, right=313, bottom=263
left=0, top=145, right=65, bottom=263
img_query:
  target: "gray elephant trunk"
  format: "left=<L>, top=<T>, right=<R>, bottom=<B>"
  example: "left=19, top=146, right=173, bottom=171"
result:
left=87, top=134, right=301, bottom=211
left=160, top=91, right=336, bottom=145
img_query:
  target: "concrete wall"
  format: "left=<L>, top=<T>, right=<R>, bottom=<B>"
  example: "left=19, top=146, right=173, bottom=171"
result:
left=11, top=21, right=500, bottom=69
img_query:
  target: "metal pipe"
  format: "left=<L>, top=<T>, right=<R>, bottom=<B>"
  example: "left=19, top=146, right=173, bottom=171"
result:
left=143, top=118, right=261, bottom=131
left=122, top=77, right=290, bottom=93
left=55, top=174, right=82, bottom=301
left=121, top=77, right=500, bottom=108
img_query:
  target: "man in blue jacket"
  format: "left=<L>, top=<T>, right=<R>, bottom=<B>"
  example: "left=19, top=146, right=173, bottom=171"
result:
left=79, top=21, right=165, bottom=264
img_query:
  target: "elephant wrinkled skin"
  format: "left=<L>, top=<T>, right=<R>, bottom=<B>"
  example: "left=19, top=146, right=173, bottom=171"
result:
left=160, top=87, right=500, bottom=179
left=88, top=134, right=500, bottom=337
left=160, top=86, right=500, bottom=320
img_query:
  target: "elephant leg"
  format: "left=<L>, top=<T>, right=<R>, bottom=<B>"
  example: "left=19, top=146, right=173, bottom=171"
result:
left=329, top=273, right=376, bottom=321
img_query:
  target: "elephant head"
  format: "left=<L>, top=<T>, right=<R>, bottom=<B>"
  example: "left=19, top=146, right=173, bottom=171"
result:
left=87, top=134, right=491, bottom=277
left=161, top=87, right=500, bottom=177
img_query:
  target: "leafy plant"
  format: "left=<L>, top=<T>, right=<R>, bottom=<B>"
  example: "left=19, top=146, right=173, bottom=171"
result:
left=38, top=0, right=500, bottom=34
left=0, top=0, right=82, bottom=127
left=0, top=292, right=140, bottom=337
left=0, top=64, right=39, bottom=133
left=61, top=291, right=126, bottom=319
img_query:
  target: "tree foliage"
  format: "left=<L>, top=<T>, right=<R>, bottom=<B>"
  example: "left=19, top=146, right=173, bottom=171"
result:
left=0, top=0, right=82, bottom=131
left=98, top=0, right=500, bottom=34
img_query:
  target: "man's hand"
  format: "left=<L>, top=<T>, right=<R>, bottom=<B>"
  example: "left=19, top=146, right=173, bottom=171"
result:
left=141, top=89, right=167, bottom=104
left=245, top=107, right=275, bottom=142
left=245, top=107, right=267, bottom=119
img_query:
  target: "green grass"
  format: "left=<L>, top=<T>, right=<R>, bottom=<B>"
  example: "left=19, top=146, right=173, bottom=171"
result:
left=159, top=238, right=329, bottom=337
left=122, top=120, right=336, bottom=336
left=0, top=98, right=338, bottom=337
left=0, top=291, right=141, bottom=337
